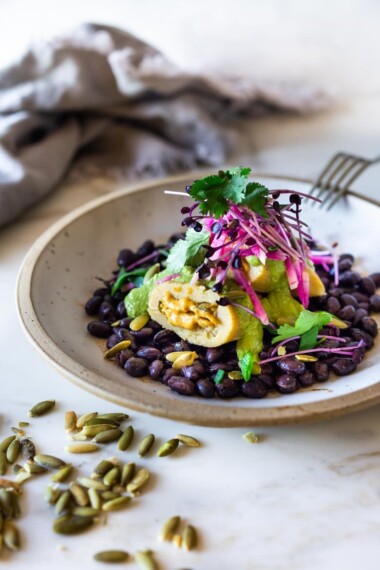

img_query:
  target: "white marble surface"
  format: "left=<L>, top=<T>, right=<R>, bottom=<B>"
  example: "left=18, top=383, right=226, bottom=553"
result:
left=2, top=1, right=380, bottom=568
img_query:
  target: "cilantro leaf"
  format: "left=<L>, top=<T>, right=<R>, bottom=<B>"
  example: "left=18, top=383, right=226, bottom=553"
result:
left=189, top=167, right=267, bottom=218
left=166, top=228, right=209, bottom=272
left=243, top=182, right=269, bottom=218
left=272, top=310, right=333, bottom=345
left=299, top=325, right=319, bottom=350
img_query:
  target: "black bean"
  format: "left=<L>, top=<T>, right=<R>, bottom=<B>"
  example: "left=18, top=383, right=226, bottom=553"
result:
left=215, top=378, right=241, bottom=399
left=208, top=363, right=234, bottom=374
left=137, top=346, right=162, bottom=361
left=340, top=253, right=354, bottom=262
left=98, top=302, right=115, bottom=322
left=298, top=370, right=315, bottom=387
left=116, top=328, right=133, bottom=342
left=259, top=364, right=274, bottom=376
left=349, top=328, right=374, bottom=349
left=276, top=358, right=306, bottom=375
left=124, top=357, right=148, bottom=377
left=331, top=359, right=357, bottom=376
left=167, top=376, right=196, bottom=396
left=339, top=271, right=360, bottom=287
left=117, top=248, right=136, bottom=267
left=284, top=341, right=299, bottom=354
left=116, top=349, right=133, bottom=367
left=276, top=374, right=297, bottom=394
left=338, top=305, right=356, bottom=321
left=369, top=294, right=380, bottom=312
left=106, top=334, right=119, bottom=349
left=358, top=302, right=370, bottom=311
left=338, top=258, right=353, bottom=272
left=353, top=308, right=368, bottom=325
left=205, top=348, right=224, bottom=364
left=352, top=347, right=365, bottom=365
left=353, top=292, right=369, bottom=303
left=147, top=319, right=162, bottom=332
left=119, top=317, right=133, bottom=328
left=173, top=340, right=192, bottom=352
left=195, top=378, right=215, bottom=398
left=341, top=294, right=358, bottom=308
left=136, top=240, right=155, bottom=258
left=162, top=367, right=178, bottom=384
left=130, top=327, right=153, bottom=341
left=154, top=329, right=179, bottom=346
left=87, top=321, right=113, bottom=338
left=85, top=296, right=103, bottom=316
left=241, top=378, right=268, bottom=398
left=328, top=287, right=344, bottom=298
left=93, top=287, right=109, bottom=298
left=326, top=296, right=341, bottom=314
left=149, top=360, right=165, bottom=379
left=312, top=361, right=329, bottom=382
left=181, top=365, right=202, bottom=382
left=258, top=373, right=276, bottom=389
left=359, top=277, right=376, bottom=296
left=369, top=272, right=380, bottom=288
left=361, top=316, right=378, bottom=338
left=116, top=301, right=127, bottom=318
left=161, top=344, right=176, bottom=355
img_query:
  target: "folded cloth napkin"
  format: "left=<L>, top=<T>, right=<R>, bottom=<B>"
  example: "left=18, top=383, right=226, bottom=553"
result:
left=0, top=23, right=327, bottom=227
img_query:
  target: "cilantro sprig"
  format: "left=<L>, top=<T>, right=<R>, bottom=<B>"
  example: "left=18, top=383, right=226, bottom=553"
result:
left=272, top=310, right=334, bottom=350
left=189, top=167, right=269, bottom=218
left=166, top=228, right=209, bottom=273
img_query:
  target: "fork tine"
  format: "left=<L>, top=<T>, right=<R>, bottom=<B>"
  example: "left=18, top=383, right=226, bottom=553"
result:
left=310, top=153, right=350, bottom=207
left=312, top=154, right=353, bottom=202
left=309, top=152, right=346, bottom=196
left=320, top=156, right=365, bottom=207
left=326, top=159, right=371, bottom=210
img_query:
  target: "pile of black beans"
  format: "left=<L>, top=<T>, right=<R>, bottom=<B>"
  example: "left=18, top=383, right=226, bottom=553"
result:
left=85, top=241, right=380, bottom=399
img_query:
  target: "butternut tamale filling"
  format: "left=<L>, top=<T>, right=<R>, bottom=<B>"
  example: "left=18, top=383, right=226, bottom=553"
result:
left=159, top=291, right=219, bottom=330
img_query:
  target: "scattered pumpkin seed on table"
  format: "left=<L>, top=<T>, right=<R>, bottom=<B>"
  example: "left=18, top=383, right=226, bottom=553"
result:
left=121, top=462, right=135, bottom=486
left=92, top=459, right=115, bottom=478
left=138, top=434, right=155, bottom=457
left=34, top=454, right=65, bottom=470
left=6, top=440, right=20, bottom=464
left=126, top=468, right=150, bottom=493
left=53, top=514, right=94, bottom=535
left=242, top=431, right=259, bottom=444
left=0, top=436, right=16, bottom=452
left=64, top=411, right=77, bottom=433
left=102, top=496, right=131, bottom=512
left=51, top=464, right=73, bottom=483
left=94, top=550, right=130, bottom=563
left=175, top=434, right=201, bottom=447
left=157, top=439, right=179, bottom=458
left=135, top=550, right=158, bottom=570
left=28, top=400, right=55, bottom=417
left=160, top=515, right=181, bottom=541
left=182, top=524, right=198, bottom=551
left=93, top=429, right=122, bottom=444
left=118, top=426, right=134, bottom=451
left=76, top=412, right=98, bottom=429
left=64, top=443, right=99, bottom=454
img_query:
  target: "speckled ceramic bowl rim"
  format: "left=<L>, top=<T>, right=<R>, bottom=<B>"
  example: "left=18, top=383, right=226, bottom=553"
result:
left=16, top=171, right=380, bottom=426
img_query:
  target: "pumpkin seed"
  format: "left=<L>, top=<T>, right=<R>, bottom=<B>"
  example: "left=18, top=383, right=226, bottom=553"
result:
left=172, top=533, right=182, bottom=548
left=92, top=459, right=115, bottom=479
left=0, top=479, right=21, bottom=493
left=110, top=319, right=121, bottom=327
left=34, top=454, right=65, bottom=470
left=93, top=429, right=122, bottom=444
left=72, top=507, right=99, bottom=517
left=64, top=411, right=77, bottom=433
left=104, top=340, right=131, bottom=359
left=53, top=514, right=93, bottom=535
left=28, top=399, right=55, bottom=417
left=88, top=488, right=101, bottom=510
left=76, top=412, right=98, bottom=429
left=45, top=484, right=60, bottom=504
left=18, top=422, right=29, bottom=428
left=97, top=414, right=129, bottom=423
left=129, top=314, right=149, bottom=331
left=69, top=483, right=89, bottom=506
left=55, top=490, right=71, bottom=515
left=0, top=451, right=7, bottom=476
left=24, top=462, right=48, bottom=475
left=102, top=496, right=131, bottom=512
left=157, top=439, right=179, bottom=458
left=295, top=354, right=318, bottom=362
left=143, top=263, right=161, bottom=284
left=112, top=484, right=124, bottom=495
left=12, top=464, right=23, bottom=474
left=85, top=418, right=120, bottom=428
left=182, top=524, right=197, bottom=551
left=0, top=436, right=16, bottom=453
left=173, top=352, right=198, bottom=369
left=9, top=492, right=21, bottom=519
left=242, top=431, right=259, bottom=444
left=135, top=550, right=158, bottom=570
left=77, top=477, right=108, bottom=492
left=175, top=434, right=201, bottom=447
left=71, top=433, right=89, bottom=442
left=103, top=467, right=120, bottom=487
left=228, top=370, right=243, bottom=380
left=64, top=443, right=99, bottom=454
left=0, top=489, right=13, bottom=517
left=126, top=468, right=150, bottom=493
left=121, top=463, right=135, bottom=487
left=138, top=434, right=155, bottom=457
left=165, top=351, right=194, bottom=363
left=94, top=550, right=129, bottom=563
left=6, top=440, right=20, bottom=464
left=101, top=491, right=119, bottom=501
left=160, top=515, right=180, bottom=541
left=11, top=427, right=25, bottom=436
left=51, top=464, right=73, bottom=483
left=20, top=438, right=36, bottom=461
left=3, top=522, right=20, bottom=551
left=118, top=426, right=134, bottom=451
left=82, top=424, right=117, bottom=438
left=14, top=471, right=33, bottom=484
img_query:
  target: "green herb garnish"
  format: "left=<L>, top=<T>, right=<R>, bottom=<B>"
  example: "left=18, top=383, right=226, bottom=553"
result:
left=111, top=267, right=149, bottom=296
left=213, top=369, right=225, bottom=385
left=166, top=228, right=209, bottom=273
left=272, top=309, right=333, bottom=349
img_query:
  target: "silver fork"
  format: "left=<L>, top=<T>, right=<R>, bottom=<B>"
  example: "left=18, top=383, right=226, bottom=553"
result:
left=309, top=151, right=380, bottom=209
